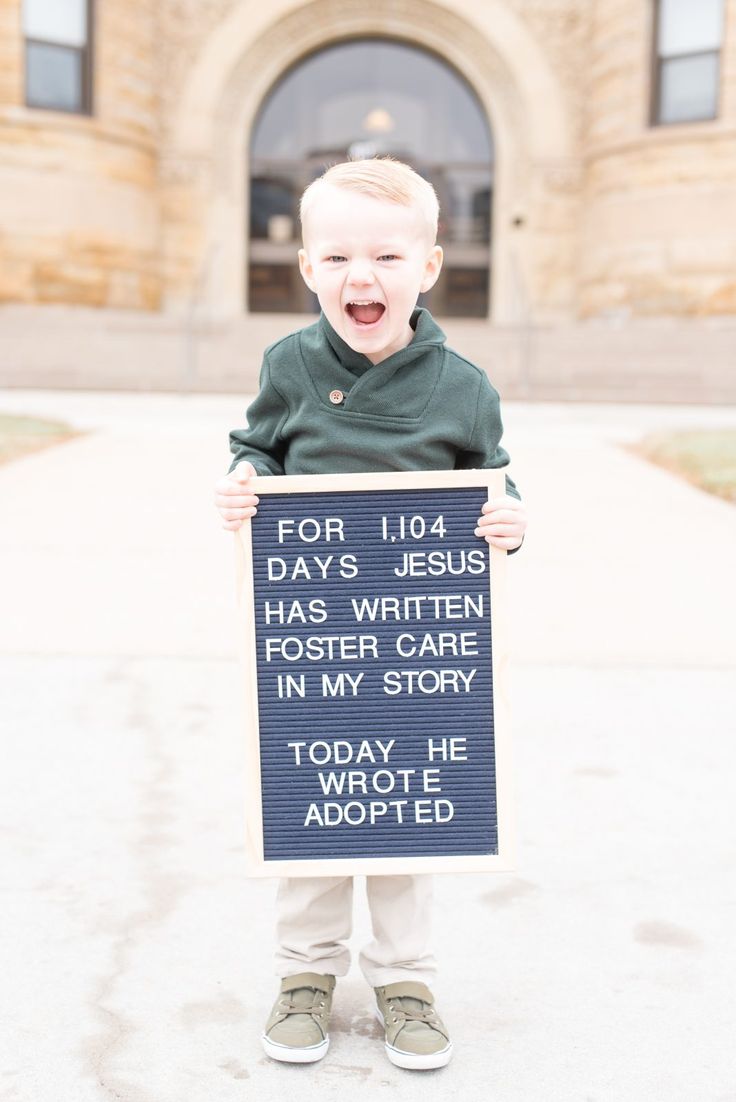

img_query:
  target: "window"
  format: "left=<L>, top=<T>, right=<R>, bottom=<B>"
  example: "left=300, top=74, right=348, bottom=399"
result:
left=652, top=0, right=724, bottom=124
left=23, top=0, right=93, bottom=114
left=248, top=39, right=494, bottom=317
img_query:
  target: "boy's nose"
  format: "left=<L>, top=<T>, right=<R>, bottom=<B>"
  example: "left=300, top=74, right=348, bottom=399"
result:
left=347, top=261, right=375, bottom=285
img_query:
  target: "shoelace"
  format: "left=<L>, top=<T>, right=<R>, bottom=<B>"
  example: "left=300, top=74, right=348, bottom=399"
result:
left=279, top=988, right=326, bottom=1017
left=387, top=998, right=437, bottom=1024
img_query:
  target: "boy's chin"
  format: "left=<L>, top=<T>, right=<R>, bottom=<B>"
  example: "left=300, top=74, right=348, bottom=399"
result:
left=344, top=331, right=409, bottom=365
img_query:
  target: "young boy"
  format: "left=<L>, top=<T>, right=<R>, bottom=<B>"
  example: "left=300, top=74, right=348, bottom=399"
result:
left=214, top=158, right=526, bottom=1070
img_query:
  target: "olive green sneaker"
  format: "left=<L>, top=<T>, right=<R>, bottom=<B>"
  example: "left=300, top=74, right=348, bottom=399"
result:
left=374, top=981, right=452, bottom=1070
left=261, top=972, right=335, bottom=1063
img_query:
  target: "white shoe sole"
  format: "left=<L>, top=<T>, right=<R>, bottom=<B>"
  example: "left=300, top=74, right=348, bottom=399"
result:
left=374, top=1009, right=453, bottom=1070
left=261, top=1033, right=329, bottom=1063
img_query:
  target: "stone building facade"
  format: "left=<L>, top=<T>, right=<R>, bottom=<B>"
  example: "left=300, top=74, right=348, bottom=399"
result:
left=0, top=0, right=734, bottom=399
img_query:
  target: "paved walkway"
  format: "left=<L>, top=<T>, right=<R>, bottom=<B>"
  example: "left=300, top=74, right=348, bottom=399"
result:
left=1, top=391, right=735, bottom=1102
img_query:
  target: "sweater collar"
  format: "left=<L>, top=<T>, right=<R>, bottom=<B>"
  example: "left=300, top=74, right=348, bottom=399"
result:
left=319, top=307, right=446, bottom=377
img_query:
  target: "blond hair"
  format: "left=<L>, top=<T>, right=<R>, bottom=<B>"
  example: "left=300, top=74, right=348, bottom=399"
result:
left=300, top=157, right=439, bottom=243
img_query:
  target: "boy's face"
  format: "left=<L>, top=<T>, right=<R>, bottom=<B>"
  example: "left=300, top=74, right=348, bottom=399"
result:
left=298, top=186, right=443, bottom=364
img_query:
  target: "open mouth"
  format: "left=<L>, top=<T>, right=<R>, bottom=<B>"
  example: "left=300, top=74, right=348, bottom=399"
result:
left=345, top=300, right=386, bottom=326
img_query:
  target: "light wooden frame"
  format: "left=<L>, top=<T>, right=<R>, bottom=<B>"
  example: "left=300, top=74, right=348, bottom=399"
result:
left=235, top=468, right=514, bottom=876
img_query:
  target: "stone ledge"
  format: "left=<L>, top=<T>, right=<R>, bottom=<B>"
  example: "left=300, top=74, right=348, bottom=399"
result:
left=1, top=306, right=735, bottom=404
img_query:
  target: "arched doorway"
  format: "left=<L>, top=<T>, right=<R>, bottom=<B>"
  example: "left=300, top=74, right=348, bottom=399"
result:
left=248, top=38, right=494, bottom=318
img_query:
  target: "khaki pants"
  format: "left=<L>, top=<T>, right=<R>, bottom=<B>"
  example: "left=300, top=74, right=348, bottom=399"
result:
left=275, top=874, right=436, bottom=987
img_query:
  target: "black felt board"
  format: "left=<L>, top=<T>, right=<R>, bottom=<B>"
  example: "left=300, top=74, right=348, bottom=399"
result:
left=247, top=483, right=499, bottom=865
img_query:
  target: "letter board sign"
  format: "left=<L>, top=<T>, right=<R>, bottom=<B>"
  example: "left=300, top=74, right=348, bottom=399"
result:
left=235, top=468, right=513, bottom=876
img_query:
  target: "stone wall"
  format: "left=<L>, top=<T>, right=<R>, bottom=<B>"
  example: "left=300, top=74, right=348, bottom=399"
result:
left=0, top=0, right=161, bottom=310
left=579, top=0, right=736, bottom=317
left=0, top=0, right=21, bottom=107
left=1, top=0, right=735, bottom=328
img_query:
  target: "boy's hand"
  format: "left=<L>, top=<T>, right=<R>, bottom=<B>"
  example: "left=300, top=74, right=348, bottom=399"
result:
left=214, top=461, right=260, bottom=531
left=474, top=495, right=527, bottom=551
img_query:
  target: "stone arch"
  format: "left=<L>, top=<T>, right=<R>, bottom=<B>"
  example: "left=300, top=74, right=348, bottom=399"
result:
left=169, top=0, right=574, bottom=322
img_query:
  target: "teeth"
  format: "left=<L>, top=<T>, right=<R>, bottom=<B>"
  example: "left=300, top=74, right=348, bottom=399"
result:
left=348, top=300, right=380, bottom=306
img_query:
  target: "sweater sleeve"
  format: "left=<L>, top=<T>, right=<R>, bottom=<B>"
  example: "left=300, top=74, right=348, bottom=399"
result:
left=228, top=353, right=289, bottom=476
left=456, top=373, right=521, bottom=502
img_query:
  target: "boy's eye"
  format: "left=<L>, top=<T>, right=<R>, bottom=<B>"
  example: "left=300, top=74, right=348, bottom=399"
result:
left=326, top=255, right=347, bottom=263
left=379, top=254, right=399, bottom=261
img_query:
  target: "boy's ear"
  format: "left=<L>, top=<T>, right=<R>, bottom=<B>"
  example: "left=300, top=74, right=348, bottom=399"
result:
left=298, top=248, right=317, bottom=293
left=420, top=245, right=444, bottom=294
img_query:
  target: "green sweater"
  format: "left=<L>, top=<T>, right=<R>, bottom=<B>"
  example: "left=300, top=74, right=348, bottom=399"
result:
left=229, top=307, right=519, bottom=499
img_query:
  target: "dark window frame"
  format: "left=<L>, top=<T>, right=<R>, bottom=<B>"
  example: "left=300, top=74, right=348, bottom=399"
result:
left=650, top=0, right=723, bottom=126
left=24, top=0, right=94, bottom=116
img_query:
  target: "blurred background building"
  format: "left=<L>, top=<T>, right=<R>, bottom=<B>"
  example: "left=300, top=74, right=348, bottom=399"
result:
left=0, top=0, right=734, bottom=400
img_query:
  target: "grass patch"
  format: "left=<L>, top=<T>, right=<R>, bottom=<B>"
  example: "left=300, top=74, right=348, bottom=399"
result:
left=0, top=412, right=80, bottom=466
left=632, top=429, right=736, bottom=504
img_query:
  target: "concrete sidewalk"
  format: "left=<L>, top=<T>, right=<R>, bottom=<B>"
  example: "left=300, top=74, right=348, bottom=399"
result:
left=1, top=391, right=735, bottom=1102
